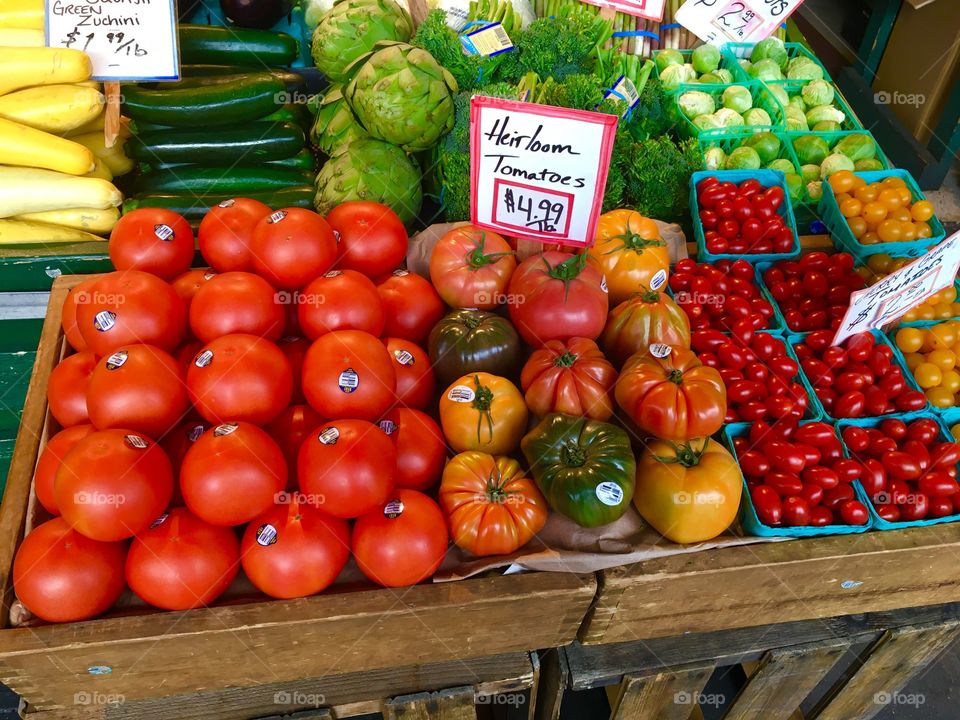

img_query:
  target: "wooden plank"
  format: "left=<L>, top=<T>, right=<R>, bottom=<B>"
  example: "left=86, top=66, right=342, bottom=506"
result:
left=581, top=525, right=960, bottom=645
left=813, top=621, right=960, bottom=720
left=384, top=686, right=477, bottom=720
left=534, top=648, right=568, bottom=720
left=724, top=640, right=850, bottom=720
left=608, top=663, right=714, bottom=720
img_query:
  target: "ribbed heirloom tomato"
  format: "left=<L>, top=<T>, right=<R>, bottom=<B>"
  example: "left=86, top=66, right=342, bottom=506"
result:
left=587, top=209, right=669, bottom=306
left=376, top=270, right=445, bottom=345
left=615, top=346, right=727, bottom=441
left=520, top=337, right=618, bottom=420
left=440, top=372, right=528, bottom=455
left=198, top=197, right=271, bottom=272
left=108, top=208, right=194, bottom=280
left=428, top=309, right=522, bottom=388
left=327, top=201, right=408, bottom=278
left=250, top=207, right=337, bottom=289
left=298, top=269, right=385, bottom=339
left=47, top=350, right=95, bottom=427
left=429, top=225, right=517, bottom=309
left=385, top=337, right=435, bottom=409
left=439, top=452, right=548, bottom=556
left=189, top=271, right=285, bottom=343
left=33, top=424, right=95, bottom=515
left=378, top=408, right=447, bottom=491
left=601, top=289, right=691, bottom=367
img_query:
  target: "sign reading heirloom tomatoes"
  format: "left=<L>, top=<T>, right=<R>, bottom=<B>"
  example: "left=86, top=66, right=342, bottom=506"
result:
left=580, top=0, right=665, bottom=21
left=470, top=95, right=618, bottom=248
left=676, top=0, right=807, bottom=44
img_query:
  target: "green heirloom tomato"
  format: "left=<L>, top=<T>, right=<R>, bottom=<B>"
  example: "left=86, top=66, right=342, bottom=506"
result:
left=428, top=309, right=521, bottom=387
left=521, top=413, right=636, bottom=528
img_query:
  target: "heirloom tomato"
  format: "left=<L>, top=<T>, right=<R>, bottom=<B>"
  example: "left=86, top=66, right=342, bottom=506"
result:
left=520, top=337, right=617, bottom=420
left=439, top=373, right=528, bottom=455
left=429, top=225, right=516, bottom=309
left=377, top=270, right=445, bottom=344
left=601, top=289, right=691, bottom=367
left=587, top=209, right=669, bottom=306
left=428, top=309, right=521, bottom=388
left=615, top=346, right=727, bottom=441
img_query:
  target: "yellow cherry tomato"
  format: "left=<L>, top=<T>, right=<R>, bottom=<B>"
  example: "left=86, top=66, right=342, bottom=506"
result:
left=926, top=387, right=956, bottom=408
left=867, top=253, right=893, bottom=274
left=854, top=185, right=879, bottom=204
left=840, top=197, right=863, bottom=218
left=896, top=327, right=924, bottom=353
left=951, top=302, right=960, bottom=317
left=882, top=176, right=906, bottom=188
left=851, top=175, right=868, bottom=190
left=877, top=219, right=903, bottom=243
left=911, top=200, right=935, bottom=222
left=915, top=362, right=943, bottom=389
left=896, top=188, right=913, bottom=206
left=900, top=222, right=918, bottom=242
left=917, top=304, right=937, bottom=321
left=878, top=188, right=904, bottom=210
left=862, top=201, right=888, bottom=226
left=951, top=423, right=960, bottom=441
left=936, top=303, right=956, bottom=320
left=927, top=348, right=957, bottom=372
left=903, top=308, right=920, bottom=322
left=904, top=352, right=925, bottom=371
left=848, top=216, right=867, bottom=239
left=861, top=232, right=880, bottom=245
left=835, top=192, right=852, bottom=205
left=890, top=208, right=912, bottom=223
left=929, top=324, right=957, bottom=350
left=829, top=170, right=857, bottom=194
left=940, top=369, right=960, bottom=393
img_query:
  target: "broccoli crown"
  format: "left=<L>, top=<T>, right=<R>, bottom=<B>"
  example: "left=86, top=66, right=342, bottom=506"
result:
left=620, top=135, right=703, bottom=222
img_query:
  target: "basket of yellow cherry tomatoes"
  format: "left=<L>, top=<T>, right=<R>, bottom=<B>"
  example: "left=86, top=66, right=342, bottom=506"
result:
left=820, top=169, right=945, bottom=260
left=858, top=254, right=960, bottom=326
left=894, top=321, right=960, bottom=411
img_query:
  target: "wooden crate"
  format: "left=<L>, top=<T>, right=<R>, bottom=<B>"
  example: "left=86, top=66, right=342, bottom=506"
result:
left=0, top=275, right=597, bottom=714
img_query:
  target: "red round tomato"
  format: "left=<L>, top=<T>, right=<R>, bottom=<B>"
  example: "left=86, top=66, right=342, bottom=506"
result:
left=76, top=270, right=187, bottom=356
left=47, top=351, right=95, bottom=427
left=241, top=497, right=350, bottom=599
left=378, top=408, right=446, bottom=491
left=189, top=271, right=285, bottom=343
left=327, top=201, right=408, bottom=278
left=278, top=336, right=310, bottom=404
left=384, top=337, right=434, bottom=409
left=180, top=421, right=286, bottom=526
left=352, top=489, right=449, bottom=587
left=249, top=208, right=337, bottom=289
left=186, top=333, right=293, bottom=425
left=13, top=518, right=126, bottom=622
left=302, top=330, right=396, bottom=421
left=34, top=424, right=95, bottom=515
left=198, top=197, right=271, bottom=272
left=55, top=429, right=173, bottom=541
left=507, top=251, right=608, bottom=347
left=429, top=225, right=517, bottom=310
left=297, top=269, right=385, bottom=339
left=266, top=404, right=324, bottom=485
left=86, top=344, right=189, bottom=439
left=298, top=418, right=396, bottom=518
left=376, top=269, right=445, bottom=345
left=171, top=267, right=215, bottom=304
left=109, top=208, right=194, bottom=280
left=125, top=507, right=239, bottom=610
left=61, top=277, right=98, bottom=351
left=158, top=418, right=208, bottom=501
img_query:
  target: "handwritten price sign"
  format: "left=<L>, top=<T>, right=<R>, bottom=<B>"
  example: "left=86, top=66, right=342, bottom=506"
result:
left=579, top=0, right=666, bottom=21
left=676, top=0, right=806, bottom=44
left=45, top=0, right=179, bottom=81
left=469, top=96, right=617, bottom=247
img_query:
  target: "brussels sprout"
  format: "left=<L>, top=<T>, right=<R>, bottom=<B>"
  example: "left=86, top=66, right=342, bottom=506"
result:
left=855, top=159, right=884, bottom=171
left=721, top=85, right=753, bottom=114
left=788, top=96, right=806, bottom=113
left=801, top=164, right=821, bottom=184
left=807, top=181, right=824, bottom=202
left=786, top=106, right=809, bottom=131
left=820, top=153, right=856, bottom=179
left=812, top=121, right=841, bottom=132
left=715, top=108, right=745, bottom=127
left=714, top=69, right=734, bottom=84
left=699, top=73, right=723, bottom=84
left=660, top=63, right=697, bottom=91
left=787, top=56, right=824, bottom=81
left=768, top=84, right=789, bottom=107
left=751, top=37, right=788, bottom=71
left=744, top=132, right=781, bottom=164
left=749, top=58, right=783, bottom=82
left=704, top=147, right=727, bottom=171
left=743, top=108, right=772, bottom=126
left=738, top=59, right=752, bottom=73
left=692, top=113, right=723, bottom=131
left=767, top=159, right=795, bottom=174
left=806, top=105, right=846, bottom=126
left=656, top=49, right=685, bottom=72
left=726, top=146, right=762, bottom=170
left=679, top=90, right=716, bottom=119
left=801, top=79, right=835, bottom=108
left=793, top=135, right=830, bottom=165
left=785, top=172, right=804, bottom=203
left=692, top=44, right=722, bottom=74
left=833, top=133, right=877, bottom=162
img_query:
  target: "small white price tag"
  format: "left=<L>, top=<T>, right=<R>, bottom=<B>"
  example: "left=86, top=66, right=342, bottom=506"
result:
left=470, top=95, right=618, bottom=248
left=833, top=232, right=960, bottom=346
left=460, top=22, right=513, bottom=57
left=676, top=0, right=805, bottom=45
left=604, top=75, right=641, bottom=117
left=45, top=0, right=179, bottom=81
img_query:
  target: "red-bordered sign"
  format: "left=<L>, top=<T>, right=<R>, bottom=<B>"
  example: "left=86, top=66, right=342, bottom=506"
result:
left=580, top=0, right=665, bottom=21
left=469, top=96, right=618, bottom=249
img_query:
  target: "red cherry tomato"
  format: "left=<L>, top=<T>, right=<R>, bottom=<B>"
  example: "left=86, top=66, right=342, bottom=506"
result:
left=823, top=484, right=855, bottom=510
left=764, top=471, right=803, bottom=496
left=809, top=506, right=834, bottom=526
left=839, top=500, right=869, bottom=525
left=802, top=465, right=840, bottom=490
left=782, top=496, right=811, bottom=526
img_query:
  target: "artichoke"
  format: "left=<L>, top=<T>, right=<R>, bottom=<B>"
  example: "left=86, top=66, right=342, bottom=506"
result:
left=315, top=138, right=422, bottom=225
left=311, top=0, right=414, bottom=84
left=345, top=42, right=458, bottom=153
left=310, top=86, right=370, bottom=157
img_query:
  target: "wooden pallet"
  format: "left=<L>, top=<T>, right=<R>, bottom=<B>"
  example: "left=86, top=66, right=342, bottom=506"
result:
left=0, top=276, right=596, bottom=713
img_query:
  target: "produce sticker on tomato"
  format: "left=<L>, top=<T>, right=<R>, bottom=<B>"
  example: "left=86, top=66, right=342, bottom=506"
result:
left=676, top=0, right=806, bottom=44
left=470, top=95, right=618, bottom=248
left=833, top=231, right=960, bottom=346
left=580, top=0, right=665, bottom=21
left=45, top=0, right=180, bottom=81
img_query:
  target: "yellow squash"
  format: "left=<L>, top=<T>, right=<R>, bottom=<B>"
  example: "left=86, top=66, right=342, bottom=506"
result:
left=0, top=118, right=95, bottom=175
left=0, top=0, right=43, bottom=30
left=0, top=47, right=91, bottom=95
left=0, top=85, right=104, bottom=134
left=0, top=166, right=122, bottom=217
left=71, top=131, right=135, bottom=176
left=0, top=27, right=42, bottom=46
left=14, top=207, right=119, bottom=235
left=84, top=158, right=113, bottom=181
left=0, top=219, right=106, bottom=245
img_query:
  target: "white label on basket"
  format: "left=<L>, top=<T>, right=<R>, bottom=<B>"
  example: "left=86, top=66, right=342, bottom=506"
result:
left=124, top=434, right=148, bottom=449
left=384, top=499, right=404, bottom=518
left=596, top=482, right=624, bottom=506
left=93, top=310, right=116, bottom=332
left=603, top=74, right=641, bottom=117
left=338, top=368, right=359, bottom=393
left=318, top=427, right=340, bottom=445
left=378, top=419, right=397, bottom=435
left=256, top=523, right=278, bottom=546
left=447, top=385, right=475, bottom=403
left=194, top=349, right=213, bottom=368
left=105, top=350, right=127, bottom=370
left=650, top=269, right=667, bottom=291
left=214, top=423, right=238, bottom=437
left=267, top=210, right=287, bottom=224
left=154, top=224, right=174, bottom=241
left=393, top=349, right=415, bottom=366
left=649, top=343, right=672, bottom=358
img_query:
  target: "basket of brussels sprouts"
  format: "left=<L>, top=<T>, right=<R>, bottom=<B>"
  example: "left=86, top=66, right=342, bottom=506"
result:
left=788, top=131, right=891, bottom=207
left=698, top=128, right=804, bottom=206
left=653, top=44, right=740, bottom=93
left=724, top=38, right=833, bottom=83
left=673, top=81, right=785, bottom=137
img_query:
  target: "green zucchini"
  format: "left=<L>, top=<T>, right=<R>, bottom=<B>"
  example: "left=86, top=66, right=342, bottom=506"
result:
left=134, top=166, right=314, bottom=194
left=158, top=69, right=306, bottom=91
left=140, top=149, right=316, bottom=173
left=127, top=122, right=305, bottom=164
left=123, top=186, right=316, bottom=218
left=179, top=24, right=298, bottom=67
left=130, top=103, right=308, bottom=134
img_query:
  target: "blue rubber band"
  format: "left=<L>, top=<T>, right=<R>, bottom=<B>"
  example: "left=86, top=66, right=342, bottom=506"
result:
left=660, top=23, right=681, bottom=29
left=612, top=30, right=660, bottom=39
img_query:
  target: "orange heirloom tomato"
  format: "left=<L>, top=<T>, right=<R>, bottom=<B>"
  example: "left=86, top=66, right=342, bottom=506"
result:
left=601, top=289, right=691, bottom=368
left=615, top=346, right=726, bottom=441
left=587, top=210, right=669, bottom=306
left=634, top=438, right=742, bottom=544
left=439, top=452, right=548, bottom=556
left=520, top=337, right=617, bottom=420
left=429, top=225, right=517, bottom=310
left=440, top=372, right=528, bottom=455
